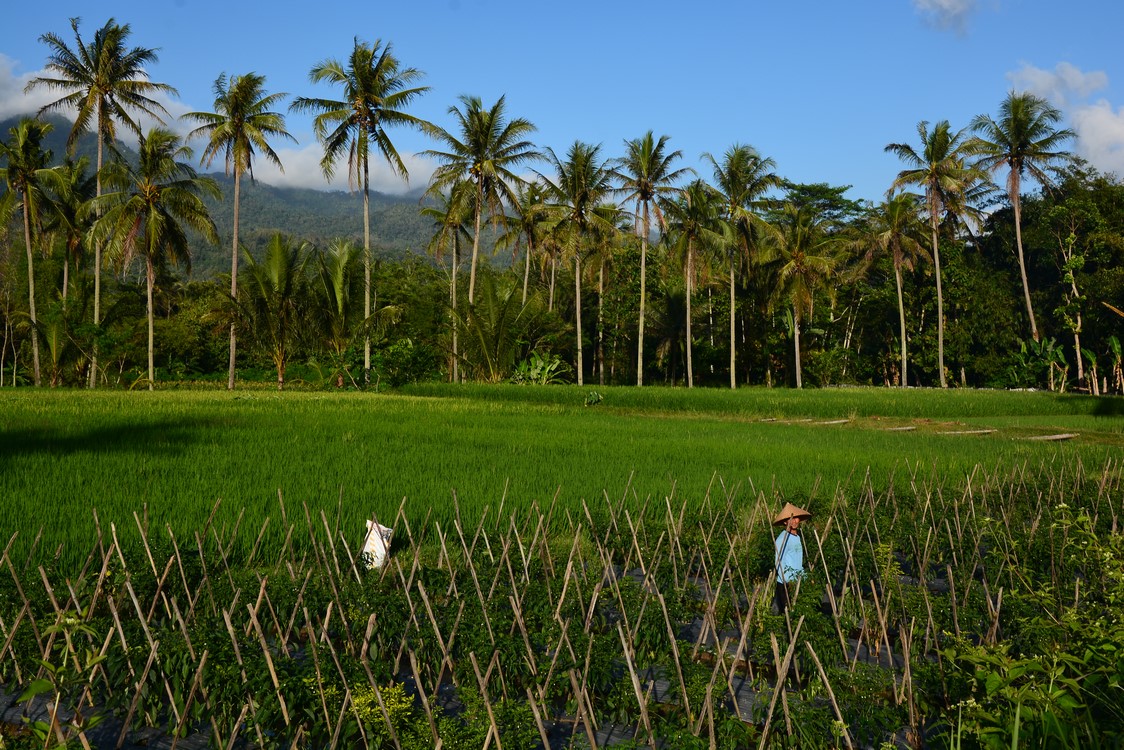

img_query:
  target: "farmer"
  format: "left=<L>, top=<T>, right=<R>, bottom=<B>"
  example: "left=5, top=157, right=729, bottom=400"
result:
left=773, top=502, right=812, bottom=613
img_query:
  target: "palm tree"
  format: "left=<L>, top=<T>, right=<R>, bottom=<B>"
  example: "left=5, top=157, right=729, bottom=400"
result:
left=455, top=272, right=550, bottom=383
left=290, top=38, right=430, bottom=385
left=424, top=95, right=540, bottom=305
left=310, top=239, right=399, bottom=387
left=89, top=128, right=219, bottom=390
left=0, top=119, right=57, bottom=386
left=537, top=142, right=615, bottom=386
left=185, top=72, right=295, bottom=391
left=663, top=180, right=728, bottom=388
left=611, top=132, right=692, bottom=385
left=237, top=234, right=311, bottom=391
left=497, top=180, right=550, bottom=305
left=421, top=182, right=473, bottom=381
left=769, top=203, right=838, bottom=388
left=858, top=193, right=930, bottom=386
left=969, top=92, right=1074, bottom=342
left=40, top=156, right=96, bottom=303
left=703, top=144, right=780, bottom=388
left=885, top=121, right=982, bottom=387
left=27, top=17, right=176, bottom=386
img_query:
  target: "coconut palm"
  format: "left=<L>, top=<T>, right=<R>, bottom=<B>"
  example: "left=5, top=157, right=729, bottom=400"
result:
left=663, top=180, right=728, bottom=388
left=310, top=238, right=399, bottom=387
left=858, top=193, right=930, bottom=386
left=424, top=95, right=540, bottom=305
left=237, top=234, right=311, bottom=391
left=421, top=182, right=473, bottom=381
left=885, top=121, right=982, bottom=387
left=611, top=132, right=693, bottom=385
left=497, top=180, right=550, bottom=305
left=455, top=271, right=550, bottom=383
left=27, top=17, right=176, bottom=386
left=184, top=72, right=295, bottom=391
left=40, top=156, right=96, bottom=303
left=290, top=38, right=430, bottom=385
left=703, top=144, right=781, bottom=388
left=537, top=142, right=616, bottom=386
left=768, top=203, right=839, bottom=388
left=88, top=128, right=219, bottom=390
left=0, top=119, right=58, bottom=386
left=969, top=92, right=1074, bottom=342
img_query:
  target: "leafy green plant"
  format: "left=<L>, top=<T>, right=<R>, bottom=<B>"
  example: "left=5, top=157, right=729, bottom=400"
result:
left=18, top=612, right=106, bottom=748
left=510, top=350, right=571, bottom=385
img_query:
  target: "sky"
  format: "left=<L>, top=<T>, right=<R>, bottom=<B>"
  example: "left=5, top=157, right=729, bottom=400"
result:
left=4, top=0, right=1124, bottom=204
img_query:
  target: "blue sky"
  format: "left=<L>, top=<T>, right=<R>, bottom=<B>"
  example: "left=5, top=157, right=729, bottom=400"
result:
left=4, top=1, right=1124, bottom=203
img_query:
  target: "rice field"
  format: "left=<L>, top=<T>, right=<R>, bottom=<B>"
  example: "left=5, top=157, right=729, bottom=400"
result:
left=2, top=385, right=1121, bottom=572
left=2, top=385, right=1124, bottom=747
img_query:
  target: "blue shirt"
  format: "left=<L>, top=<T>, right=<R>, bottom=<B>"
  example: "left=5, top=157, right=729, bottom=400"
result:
left=775, top=531, right=804, bottom=584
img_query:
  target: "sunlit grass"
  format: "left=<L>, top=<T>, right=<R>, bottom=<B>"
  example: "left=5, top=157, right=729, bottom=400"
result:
left=1, top=386, right=1120, bottom=571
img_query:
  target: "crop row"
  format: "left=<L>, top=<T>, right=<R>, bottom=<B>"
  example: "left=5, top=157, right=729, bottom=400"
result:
left=1, top=459, right=1122, bottom=748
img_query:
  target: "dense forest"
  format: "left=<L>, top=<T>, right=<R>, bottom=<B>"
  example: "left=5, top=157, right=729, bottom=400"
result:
left=2, top=20, right=1122, bottom=393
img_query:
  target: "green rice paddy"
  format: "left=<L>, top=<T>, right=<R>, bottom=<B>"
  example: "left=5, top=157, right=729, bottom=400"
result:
left=2, top=385, right=1122, bottom=571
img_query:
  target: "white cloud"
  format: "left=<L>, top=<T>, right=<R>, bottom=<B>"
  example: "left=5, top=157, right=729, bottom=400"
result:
left=248, top=143, right=436, bottom=195
left=912, top=0, right=976, bottom=33
left=1071, top=101, right=1124, bottom=177
left=0, top=53, right=193, bottom=142
left=1001, top=62, right=1124, bottom=178
left=1007, top=62, right=1108, bottom=107
left=0, top=54, right=54, bottom=120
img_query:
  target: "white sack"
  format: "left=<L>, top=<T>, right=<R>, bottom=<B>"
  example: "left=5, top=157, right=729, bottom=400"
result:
left=361, top=519, right=394, bottom=569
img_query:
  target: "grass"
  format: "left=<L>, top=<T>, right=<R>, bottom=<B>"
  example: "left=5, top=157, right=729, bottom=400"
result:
left=1, top=384, right=1121, bottom=571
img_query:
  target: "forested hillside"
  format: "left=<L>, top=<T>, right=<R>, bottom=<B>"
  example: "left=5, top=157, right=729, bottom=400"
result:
left=0, top=114, right=450, bottom=278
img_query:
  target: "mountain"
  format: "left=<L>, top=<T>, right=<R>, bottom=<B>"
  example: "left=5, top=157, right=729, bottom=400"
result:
left=196, top=174, right=436, bottom=278
left=1, top=114, right=446, bottom=279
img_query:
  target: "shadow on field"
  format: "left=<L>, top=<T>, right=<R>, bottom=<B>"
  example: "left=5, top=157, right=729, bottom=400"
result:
left=0, top=420, right=209, bottom=462
left=1093, top=396, right=1124, bottom=416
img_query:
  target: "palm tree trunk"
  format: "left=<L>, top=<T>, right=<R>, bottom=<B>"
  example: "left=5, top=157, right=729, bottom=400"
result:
left=228, top=169, right=241, bottom=390
left=548, top=252, right=556, bottom=312
left=22, top=200, right=40, bottom=386
left=729, top=261, right=736, bottom=389
left=598, top=261, right=605, bottom=386
left=929, top=191, right=947, bottom=388
left=575, top=249, right=583, bottom=386
left=637, top=202, right=649, bottom=386
left=469, top=182, right=484, bottom=305
left=685, top=239, right=694, bottom=389
left=895, top=263, right=907, bottom=388
left=89, top=126, right=104, bottom=389
left=522, top=240, right=532, bottom=305
left=451, top=236, right=459, bottom=383
left=146, top=257, right=155, bottom=391
left=794, top=308, right=803, bottom=389
left=1011, top=182, right=1039, bottom=342
left=363, top=158, right=372, bottom=386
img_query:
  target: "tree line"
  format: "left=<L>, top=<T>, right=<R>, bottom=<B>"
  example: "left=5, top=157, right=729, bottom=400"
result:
left=2, top=17, right=1123, bottom=392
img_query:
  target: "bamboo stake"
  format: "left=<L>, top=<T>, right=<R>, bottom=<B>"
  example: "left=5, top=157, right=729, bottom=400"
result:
left=769, top=633, right=793, bottom=737
left=805, top=642, right=854, bottom=750
left=656, top=591, right=692, bottom=721
left=114, top=640, right=160, bottom=749
left=245, top=602, right=290, bottom=726
left=470, top=652, right=505, bottom=750
left=168, top=650, right=208, bottom=750
left=567, top=668, right=599, bottom=750
left=756, top=615, right=804, bottom=750
left=408, top=649, right=442, bottom=749
left=616, top=621, right=655, bottom=748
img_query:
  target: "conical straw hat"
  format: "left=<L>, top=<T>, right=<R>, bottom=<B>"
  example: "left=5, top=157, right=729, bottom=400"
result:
left=773, top=502, right=812, bottom=526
